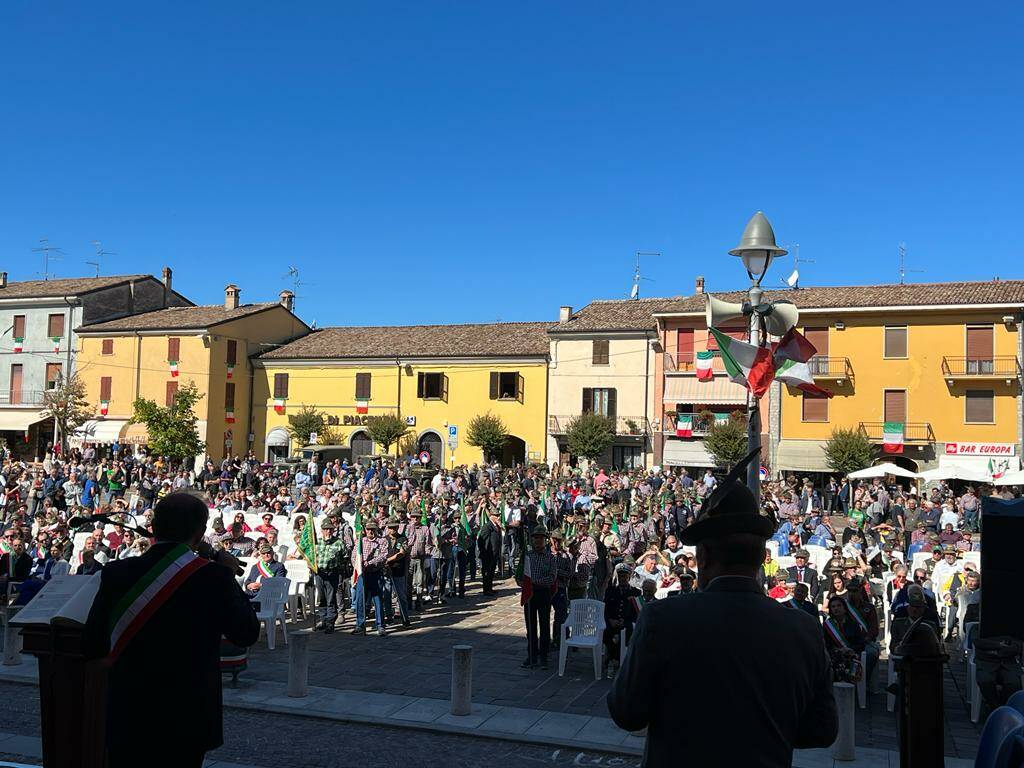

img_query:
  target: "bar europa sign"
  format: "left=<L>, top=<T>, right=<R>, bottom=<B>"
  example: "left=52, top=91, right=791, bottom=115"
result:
left=944, top=442, right=1016, bottom=456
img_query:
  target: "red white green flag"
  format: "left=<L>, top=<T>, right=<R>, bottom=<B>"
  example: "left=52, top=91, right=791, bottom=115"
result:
left=676, top=414, right=693, bottom=437
left=695, top=350, right=714, bottom=381
left=274, top=398, right=286, bottom=415
left=169, top=360, right=179, bottom=377
left=100, top=400, right=109, bottom=417
left=883, top=422, right=904, bottom=454
left=225, top=410, right=235, bottom=423
left=13, top=338, right=23, bottom=353
left=226, top=365, right=234, bottom=379
left=51, top=337, right=61, bottom=352
left=774, top=359, right=834, bottom=398
left=708, top=327, right=774, bottom=398
left=356, top=400, right=369, bottom=414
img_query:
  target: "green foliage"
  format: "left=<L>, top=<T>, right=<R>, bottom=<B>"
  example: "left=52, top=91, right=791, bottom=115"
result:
left=824, top=427, right=876, bottom=475
left=288, top=405, right=328, bottom=445
left=41, top=373, right=92, bottom=454
left=701, top=409, right=749, bottom=469
left=131, top=381, right=205, bottom=461
left=365, top=412, right=408, bottom=456
left=465, top=413, right=509, bottom=461
left=565, top=413, right=615, bottom=462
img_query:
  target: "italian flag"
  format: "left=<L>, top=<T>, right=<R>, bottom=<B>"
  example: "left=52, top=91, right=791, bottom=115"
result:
left=708, top=327, right=774, bottom=398
left=227, top=365, right=234, bottom=379
left=169, top=360, right=179, bottom=377
left=775, top=359, right=834, bottom=398
left=13, top=338, right=23, bottom=353
left=52, top=337, right=61, bottom=352
left=989, top=458, right=1007, bottom=480
left=225, top=410, right=235, bottom=423
left=676, top=414, right=693, bottom=437
left=356, top=400, right=369, bottom=414
left=100, top=400, right=109, bottom=417
left=883, top=422, right=904, bottom=454
left=695, top=350, right=714, bottom=381
left=274, top=398, right=286, bottom=415
left=458, top=497, right=472, bottom=547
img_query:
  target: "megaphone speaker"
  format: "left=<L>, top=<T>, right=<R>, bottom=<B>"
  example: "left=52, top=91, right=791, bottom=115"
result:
left=763, top=301, right=800, bottom=337
left=705, top=294, right=749, bottom=330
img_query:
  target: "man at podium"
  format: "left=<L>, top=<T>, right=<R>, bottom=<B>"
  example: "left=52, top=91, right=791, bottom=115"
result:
left=84, top=492, right=260, bottom=768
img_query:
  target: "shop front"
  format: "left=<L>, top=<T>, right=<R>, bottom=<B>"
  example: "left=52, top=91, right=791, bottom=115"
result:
left=934, top=441, right=1020, bottom=481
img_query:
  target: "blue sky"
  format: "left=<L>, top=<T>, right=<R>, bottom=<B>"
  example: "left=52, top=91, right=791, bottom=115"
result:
left=1, top=3, right=1020, bottom=326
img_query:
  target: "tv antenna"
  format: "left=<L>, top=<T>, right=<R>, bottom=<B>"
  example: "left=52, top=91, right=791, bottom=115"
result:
left=87, top=240, right=118, bottom=277
left=281, top=265, right=314, bottom=298
left=782, top=243, right=813, bottom=288
left=32, top=238, right=65, bottom=280
left=898, top=242, right=923, bottom=284
left=631, top=251, right=660, bottom=299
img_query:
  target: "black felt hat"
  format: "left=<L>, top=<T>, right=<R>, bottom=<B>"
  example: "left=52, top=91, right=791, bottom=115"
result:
left=679, top=448, right=774, bottom=545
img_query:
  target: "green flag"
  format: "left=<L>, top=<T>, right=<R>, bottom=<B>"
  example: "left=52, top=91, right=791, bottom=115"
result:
left=458, top=496, right=471, bottom=546
left=298, top=519, right=318, bottom=573
left=420, top=499, right=428, bottom=526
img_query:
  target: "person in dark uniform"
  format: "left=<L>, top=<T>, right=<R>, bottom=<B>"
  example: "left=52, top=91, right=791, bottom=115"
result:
left=607, top=450, right=838, bottom=768
left=84, top=493, right=260, bottom=768
left=477, top=507, right=503, bottom=595
left=786, top=549, right=820, bottom=602
left=518, top=525, right=557, bottom=669
left=603, top=563, right=639, bottom=673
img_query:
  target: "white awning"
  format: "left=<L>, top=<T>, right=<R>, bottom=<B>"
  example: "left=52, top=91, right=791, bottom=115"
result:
left=69, top=419, right=129, bottom=447
left=926, top=453, right=1021, bottom=482
left=267, top=427, right=290, bottom=447
left=775, top=440, right=831, bottom=472
left=662, top=438, right=716, bottom=468
left=0, top=409, right=48, bottom=432
left=663, top=376, right=748, bottom=405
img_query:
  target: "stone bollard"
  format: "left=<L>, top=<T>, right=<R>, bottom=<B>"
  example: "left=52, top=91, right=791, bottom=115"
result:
left=450, top=645, right=473, bottom=716
left=1, top=618, right=22, bottom=666
left=831, top=681, right=856, bottom=761
left=287, top=629, right=313, bottom=697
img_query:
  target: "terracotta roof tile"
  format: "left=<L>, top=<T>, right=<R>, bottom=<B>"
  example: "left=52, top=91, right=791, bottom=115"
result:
left=260, top=322, right=551, bottom=360
left=78, top=303, right=280, bottom=332
left=0, top=274, right=152, bottom=299
left=549, top=297, right=682, bottom=332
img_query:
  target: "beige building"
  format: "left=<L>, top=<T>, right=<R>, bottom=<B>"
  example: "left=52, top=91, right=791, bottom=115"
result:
left=547, top=298, right=677, bottom=469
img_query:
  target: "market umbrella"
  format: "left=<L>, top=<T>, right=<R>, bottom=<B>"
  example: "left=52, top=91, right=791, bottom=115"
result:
left=993, top=468, right=1024, bottom=486
left=847, top=462, right=920, bottom=480
left=916, top=464, right=989, bottom=483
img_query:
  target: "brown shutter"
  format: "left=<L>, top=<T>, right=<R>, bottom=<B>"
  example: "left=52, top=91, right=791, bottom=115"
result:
left=676, top=329, right=694, bottom=367
left=355, top=372, right=371, bottom=399
left=101, top=339, right=114, bottom=355
left=166, top=381, right=178, bottom=407
left=516, top=373, right=524, bottom=403
left=100, top=376, right=112, bottom=402
left=489, top=372, right=499, bottom=400
left=45, top=363, right=62, bottom=385
left=442, top=374, right=449, bottom=402
left=884, top=327, right=907, bottom=358
left=802, top=393, right=829, bottom=422
left=226, top=339, right=238, bottom=365
left=47, top=314, right=65, bottom=338
left=884, top=390, right=907, bottom=423
left=607, top=388, right=617, bottom=418
left=416, top=372, right=425, bottom=398
left=582, top=388, right=593, bottom=413
left=273, top=373, right=289, bottom=399
left=167, top=337, right=180, bottom=362
left=9, top=365, right=22, bottom=403
left=592, top=339, right=609, bottom=365
left=804, top=327, right=829, bottom=357
left=965, top=389, right=994, bottom=423
left=225, top=382, right=235, bottom=409
left=12, top=316, right=25, bottom=339
left=966, top=326, right=993, bottom=360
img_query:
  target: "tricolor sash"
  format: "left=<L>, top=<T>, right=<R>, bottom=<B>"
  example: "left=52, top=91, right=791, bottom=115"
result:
left=0, top=541, right=11, bottom=555
left=823, top=617, right=851, bottom=650
left=256, top=559, right=274, bottom=578
left=107, top=543, right=208, bottom=660
left=845, top=600, right=869, bottom=634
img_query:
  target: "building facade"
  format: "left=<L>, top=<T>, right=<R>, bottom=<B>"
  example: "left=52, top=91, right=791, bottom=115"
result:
left=252, top=322, right=550, bottom=467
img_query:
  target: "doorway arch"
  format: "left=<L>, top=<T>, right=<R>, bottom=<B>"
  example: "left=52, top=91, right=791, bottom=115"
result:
left=265, top=427, right=290, bottom=462
left=884, top=455, right=920, bottom=473
left=350, top=430, right=373, bottom=462
left=500, top=435, right=527, bottom=468
left=417, top=431, right=443, bottom=468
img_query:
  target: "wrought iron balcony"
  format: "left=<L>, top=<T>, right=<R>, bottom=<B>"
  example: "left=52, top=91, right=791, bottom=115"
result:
left=941, top=356, right=1021, bottom=383
left=808, top=356, right=853, bottom=381
left=858, top=422, right=935, bottom=444
left=548, top=414, right=649, bottom=436
left=0, top=390, right=47, bottom=407
left=664, top=350, right=727, bottom=374
left=661, top=414, right=716, bottom=437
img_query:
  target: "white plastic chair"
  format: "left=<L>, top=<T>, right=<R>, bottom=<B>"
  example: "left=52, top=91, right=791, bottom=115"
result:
left=236, top=557, right=257, bottom=588
left=276, top=545, right=290, bottom=563
left=283, top=560, right=311, bottom=621
left=969, top=649, right=981, bottom=723
left=252, top=576, right=290, bottom=650
left=963, top=551, right=981, bottom=572
left=776, top=556, right=796, bottom=571
left=804, top=544, right=829, bottom=574
left=910, top=551, right=930, bottom=575
left=766, top=540, right=779, bottom=561
left=558, top=599, right=605, bottom=681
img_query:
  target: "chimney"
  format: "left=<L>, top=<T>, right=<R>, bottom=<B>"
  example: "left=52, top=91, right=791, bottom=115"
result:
left=161, top=266, right=172, bottom=291
left=695, top=276, right=705, bottom=294
left=0, top=272, right=7, bottom=289
left=559, top=305, right=572, bottom=324
left=224, top=284, right=240, bottom=310
left=279, top=290, right=295, bottom=312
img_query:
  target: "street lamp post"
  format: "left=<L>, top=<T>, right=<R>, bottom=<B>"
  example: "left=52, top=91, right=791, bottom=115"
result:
left=729, top=212, right=787, bottom=499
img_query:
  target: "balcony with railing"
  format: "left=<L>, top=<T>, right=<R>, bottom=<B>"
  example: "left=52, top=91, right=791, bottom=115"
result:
left=664, top=351, right=729, bottom=374
left=661, top=413, right=717, bottom=437
left=0, top=390, right=47, bottom=407
left=548, top=414, right=649, bottom=436
left=858, top=422, right=935, bottom=444
left=941, top=356, right=1021, bottom=384
left=808, top=356, right=853, bottom=382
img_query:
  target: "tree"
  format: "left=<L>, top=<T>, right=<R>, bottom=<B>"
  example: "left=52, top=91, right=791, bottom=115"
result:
left=565, top=413, right=615, bottom=463
left=41, top=373, right=92, bottom=454
left=466, top=413, right=509, bottom=462
left=702, top=410, right=749, bottom=470
left=824, top=427, right=876, bottom=475
left=287, top=405, right=327, bottom=445
left=365, top=413, right=408, bottom=457
left=131, top=381, right=205, bottom=462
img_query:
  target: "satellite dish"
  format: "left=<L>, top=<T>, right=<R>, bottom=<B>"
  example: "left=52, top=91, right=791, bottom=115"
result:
left=630, top=283, right=639, bottom=299
left=786, top=270, right=799, bottom=288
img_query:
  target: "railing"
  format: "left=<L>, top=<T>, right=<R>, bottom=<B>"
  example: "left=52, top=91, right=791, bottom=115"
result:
left=858, top=422, right=935, bottom=443
left=941, top=356, right=1021, bottom=378
left=661, top=414, right=716, bottom=436
left=808, top=356, right=853, bottom=379
left=0, top=390, right=47, bottom=406
left=548, top=414, right=649, bottom=436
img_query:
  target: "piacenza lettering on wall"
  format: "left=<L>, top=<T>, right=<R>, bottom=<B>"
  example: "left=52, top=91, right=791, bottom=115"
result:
left=327, top=415, right=386, bottom=427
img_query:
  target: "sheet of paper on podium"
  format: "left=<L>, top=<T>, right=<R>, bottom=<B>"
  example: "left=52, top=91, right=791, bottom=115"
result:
left=11, top=574, right=101, bottom=627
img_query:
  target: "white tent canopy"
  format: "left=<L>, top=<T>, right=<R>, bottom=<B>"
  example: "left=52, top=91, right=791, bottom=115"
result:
left=917, top=464, right=990, bottom=483
left=847, top=462, right=920, bottom=479
left=994, top=469, right=1024, bottom=486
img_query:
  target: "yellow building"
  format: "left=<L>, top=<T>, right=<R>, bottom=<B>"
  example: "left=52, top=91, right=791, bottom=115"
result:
left=251, top=322, right=550, bottom=467
left=659, top=280, right=1024, bottom=477
left=74, top=286, right=309, bottom=460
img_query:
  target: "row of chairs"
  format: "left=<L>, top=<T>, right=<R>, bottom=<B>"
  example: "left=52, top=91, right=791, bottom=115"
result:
left=557, top=598, right=627, bottom=681
left=977, top=691, right=1024, bottom=768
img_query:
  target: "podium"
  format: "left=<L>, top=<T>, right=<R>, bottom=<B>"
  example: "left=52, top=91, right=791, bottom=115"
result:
left=20, top=623, right=108, bottom=768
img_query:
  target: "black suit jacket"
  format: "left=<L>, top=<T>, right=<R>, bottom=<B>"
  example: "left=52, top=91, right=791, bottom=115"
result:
left=787, top=565, right=821, bottom=601
left=607, top=576, right=837, bottom=768
left=84, top=542, right=260, bottom=760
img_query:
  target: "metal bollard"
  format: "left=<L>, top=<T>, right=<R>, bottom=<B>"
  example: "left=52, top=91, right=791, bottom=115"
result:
left=896, top=621, right=947, bottom=767
left=1, top=613, right=22, bottom=667
left=830, top=682, right=855, bottom=761
left=287, top=629, right=312, bottom=697
left=450, top=645, right=473, bottom=715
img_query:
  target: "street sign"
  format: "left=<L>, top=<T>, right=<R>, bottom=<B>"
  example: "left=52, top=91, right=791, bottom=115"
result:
left=759, top=465, right=769, bottom=481
left=448, top=425, right=458, bottom=439
left=405, top=415, right=417, bottom=426
left=418, top=450, right=431, bottom=464
left=309, top=432, right=318, bottom=444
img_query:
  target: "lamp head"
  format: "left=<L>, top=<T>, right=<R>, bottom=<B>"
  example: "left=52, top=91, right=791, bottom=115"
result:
left=729, top=211, right=788, bottom=283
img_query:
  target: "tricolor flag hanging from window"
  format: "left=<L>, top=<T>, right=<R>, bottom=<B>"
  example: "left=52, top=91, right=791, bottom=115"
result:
left=274, top=398, right=286, bottom=415
left=883, top=422, right=904, bottom=454
left=13, top=338, right=23, bottom=353
left=676, top=414, right=693, bottom=437
left=100, top=400, right=109, bottom=417
left=225, top=411, right=235, bottom=423
left=226, top=365, right=234, bottom=379
left=356, top=400, right=369, bottom=414
left=708, top=327, right=775, bottom=398
left=169, top=360, right=179, bottom=377
left=51, top=337, right=61, bottom=353
left=695, top=350, right=714, bottom=381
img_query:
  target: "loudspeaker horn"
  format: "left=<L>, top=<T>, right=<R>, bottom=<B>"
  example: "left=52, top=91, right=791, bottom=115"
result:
left=705, top=294, right=748, bottom=330
left=763, top=300, right=800, bottom=337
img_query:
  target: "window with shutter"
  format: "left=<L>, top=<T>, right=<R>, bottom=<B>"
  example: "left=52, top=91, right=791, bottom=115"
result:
left=355, top=372, right=371, bottom=400
left=226, top=339, right=238, bottom=365
left=965, top=389, right=994, bottom=423
left=606, top=388, right=617, bottom=418
left=582, top=388, right=593, bottom=413
left=416, top=372, right=425, bottom=398
left=592, top=339, right=609, bottom=365
left=45, top=363, right=62, bottom=389
left=101, top=339, right=114, bottom=355
left=705, top=326, right=747, bottom=350
left=166, top=381, right=178, bottom=407
left=9, top=365, right=22, bottom=404
left=12, top=316, right=25, bottom=339
left=167, top=337, right=180, bottom=362
left=966, top=326, right=994, bottom=374
left=676, top=329, right=694, bottom=369
left=419, top=373, right=444, bottom=399
left=47, top=314, right=65, bottom=338
left=489, top=372, right=499, bottom=400
left=441, top=373, right=449, bottom=402
left=801, top=393, right=829, bottom=422
left=100, top=376, right=112, bottom=402
left=225, top=382, right=235, bottom=409
left=883, top=389, right=907, bottom=423
left=273, top=373, right=289, bottom=399
left=884, top=327, right=907, bottom=359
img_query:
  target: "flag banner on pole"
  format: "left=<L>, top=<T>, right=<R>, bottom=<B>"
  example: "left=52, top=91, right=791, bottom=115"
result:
left=100, top=400, right=109, bottom=417
left=676, top=414, right=693, bottom=437
left=52, top=337, right=61, bottom=353
left=773, top=328, right=818, bottom=364
left=169, top=360, right=179, bottom=377
left=298, top=521, right=318, bottom=573
left=225, top=411, right=235, bottom=423
left=882, top=422, right=904, bottom=454
left=989, top=458, right=1009, bottom=480
left=708, top=327, right=774, bottom=398
left=13, top=338, right=23, bottom=353
left=695, top=350, right=714, bottom=381
left=356, top=400, right=369, bottom=414
left=351, top=509, right=364, bottom=586
left=420, top=499, right=428, bottom=526
left=274, top=398, right=286, bottom=415
left=774, top=359, right=834, bottom=398
left=226, top=365, right=234, bottom=379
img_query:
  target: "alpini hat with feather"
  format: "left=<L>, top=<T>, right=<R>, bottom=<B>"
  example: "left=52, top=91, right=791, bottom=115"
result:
left=679, top=448, right=774, bottom=545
